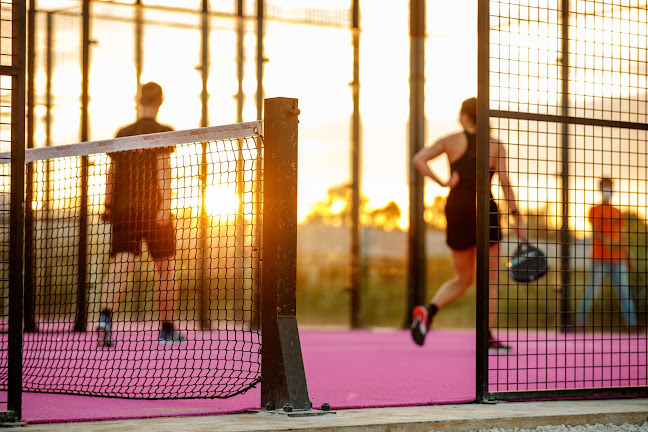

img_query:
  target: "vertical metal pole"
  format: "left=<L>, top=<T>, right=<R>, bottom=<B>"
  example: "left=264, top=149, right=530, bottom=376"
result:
left=23, top=0, right=36, bottom=333
left=256, top=0, right=264, bottom=120
left=475, top=0, right=490, bottom=402
left=406, top=0, right=426, bottom=327
left=8, top=0, right=27, bottom=420
left=197, top=0, right=211, bottom=330
left=559, top=0, right=572, bottom=333
left=26, top=3, right=35, bottom=146
left=74, top=0, right=90, bottom=332
left=200, top=0, right=209, bottom=128
left=261, top=98, right=310, bottom=411
left=198, top=141, right=210, bottom=329
left=131, top=12, right=143, bottom=319
left=134, top=0, right=142, bottom=116
left=80, top=0, right=90, bottom=144
left=42, top=11, right=54, bottom=317
left=45, top=13, right=53, bottom=148
left=349, top=0, right=363, bottom=329
left=236, top=0, right=244, bottom=123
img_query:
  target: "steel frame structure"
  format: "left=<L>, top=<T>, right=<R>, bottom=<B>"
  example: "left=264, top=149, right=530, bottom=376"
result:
left=476, top=0, right=648, bottom=402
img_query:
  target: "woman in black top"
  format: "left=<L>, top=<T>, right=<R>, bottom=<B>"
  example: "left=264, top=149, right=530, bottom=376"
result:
left=410, top=97, right=526, bottom=351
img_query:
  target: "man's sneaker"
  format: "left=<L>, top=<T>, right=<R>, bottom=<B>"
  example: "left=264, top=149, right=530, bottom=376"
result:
left=158, top=329, right=187, bottom=345
left=410, top=305, right=430, bottom=346
left=488, top=335, right=512, bottom=354
left=96, top=314, right=114, bottom=347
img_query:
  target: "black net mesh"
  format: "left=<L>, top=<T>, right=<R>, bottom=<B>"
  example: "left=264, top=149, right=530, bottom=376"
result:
left=487, top=0, right=648, bottom=394
left=6, top=124, right=263, bottom=399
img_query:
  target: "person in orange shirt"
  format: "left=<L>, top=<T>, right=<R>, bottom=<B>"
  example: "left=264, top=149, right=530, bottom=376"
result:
left=576, top=177, right=637, bottom=328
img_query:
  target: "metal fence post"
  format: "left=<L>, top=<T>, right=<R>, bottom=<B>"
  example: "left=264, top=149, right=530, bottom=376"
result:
left=261, top=97, right=310, bottom=411
left=6, top=0, right=27, bottom=422
left=349, top=0, right=363, bottom=329
left=74, top=0, right=91, bottom=332
left=23, top=0, right=36, bottom=334
left=406, top=0, right=427, bottom=328
left=198, top=0, right=211, bottom=331
left=256, top=1, right=264, bottom=120
left=475, top=0, right=490, bottom=403
left=559, top=0, right=572, bottom=333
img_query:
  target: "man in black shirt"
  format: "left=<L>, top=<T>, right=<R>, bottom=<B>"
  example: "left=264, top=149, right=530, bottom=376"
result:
left=97, top=82, right=185, bottom=346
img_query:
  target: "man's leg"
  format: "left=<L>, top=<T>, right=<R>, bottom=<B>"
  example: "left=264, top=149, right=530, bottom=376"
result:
left=155, top=256, right=176, bottom=324
left=147, top=216, right=183, bottom=343
left=576, top=260, right=605, bottom=326
left=154, top=256, right=185, bottom=343
left=98, top=252, right=135, bottom=346
left=611, top=262, right=637, bottom=327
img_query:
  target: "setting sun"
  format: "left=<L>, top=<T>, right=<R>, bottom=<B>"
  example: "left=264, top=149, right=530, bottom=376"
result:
left=204, top=184, right=239, bottom=218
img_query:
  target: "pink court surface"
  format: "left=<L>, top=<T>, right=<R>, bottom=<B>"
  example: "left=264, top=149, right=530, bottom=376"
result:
left=6, top=328, right=647, bottom=424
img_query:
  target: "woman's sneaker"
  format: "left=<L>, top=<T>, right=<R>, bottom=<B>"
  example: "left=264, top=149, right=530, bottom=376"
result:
left=488, top=335, right=512, bottom=354
left=410, top=305, right=431, bottom=346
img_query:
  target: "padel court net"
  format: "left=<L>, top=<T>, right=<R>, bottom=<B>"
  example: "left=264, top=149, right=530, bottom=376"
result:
left=1, top=122, right=263, bottom=399
left=485, top=0, right=648, bottom=398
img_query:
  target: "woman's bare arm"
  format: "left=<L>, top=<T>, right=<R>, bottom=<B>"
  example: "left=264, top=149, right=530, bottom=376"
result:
left=494, top=140, right=527, bottom=240
left=412, top=134, right=458, bottom=188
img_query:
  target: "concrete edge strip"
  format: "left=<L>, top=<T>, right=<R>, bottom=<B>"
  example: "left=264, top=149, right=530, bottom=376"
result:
left=265, top=410, right=648, bottom=432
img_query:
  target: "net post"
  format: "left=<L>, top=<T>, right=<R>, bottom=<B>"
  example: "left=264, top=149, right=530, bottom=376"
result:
left=261, top=97, right=310, bottom=411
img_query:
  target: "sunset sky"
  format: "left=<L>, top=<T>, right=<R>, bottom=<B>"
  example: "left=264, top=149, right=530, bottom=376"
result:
left=27, top=0, right=648, bottom=233
left=30, top=0, right=479, bottom=227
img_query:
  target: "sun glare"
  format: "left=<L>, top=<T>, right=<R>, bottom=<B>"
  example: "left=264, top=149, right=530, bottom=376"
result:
left=30, top=0, right=648, bottom=234
left=330, top=200, right=346, bottom=215
left=204, top=184, right=240, bottom=218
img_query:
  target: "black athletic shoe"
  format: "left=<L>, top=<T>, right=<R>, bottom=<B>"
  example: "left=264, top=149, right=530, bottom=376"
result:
left=96, top=313, right=114, bottom=347
left=410, top=305, right=431, bottom=346
left=488, top=335, right=512, bottom=354
left=158, top=329, right=187, bottom=345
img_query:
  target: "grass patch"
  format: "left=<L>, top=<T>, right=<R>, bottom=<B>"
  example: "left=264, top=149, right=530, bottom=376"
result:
left=297, top=254, right=648, bottom=329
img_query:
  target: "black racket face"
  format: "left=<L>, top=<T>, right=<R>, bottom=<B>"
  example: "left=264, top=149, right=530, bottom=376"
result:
left=509, top=243, right=548, bottom=282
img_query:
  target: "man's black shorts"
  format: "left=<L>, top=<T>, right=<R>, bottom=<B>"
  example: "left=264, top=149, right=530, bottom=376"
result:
left=110, top=214, right=176, bottom=260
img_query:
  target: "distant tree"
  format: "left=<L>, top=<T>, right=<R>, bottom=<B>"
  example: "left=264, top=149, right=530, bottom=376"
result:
left=367, top=201, right=401, bottom=231
left=304, top=183, right=403, bottom=230
left=424, top=195, right=446, bottom=231
left=303, top=183, right=367, bottom=227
